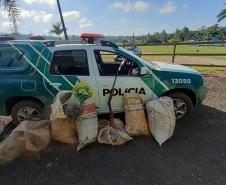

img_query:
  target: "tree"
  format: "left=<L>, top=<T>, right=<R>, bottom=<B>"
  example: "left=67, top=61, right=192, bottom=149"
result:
left=0, top=0, right=19, bottom=34
left=217, top=3, right=226, bottom=22
left=174, top=29, right=184, bottom=42
left=160, top=30, right=168, bottom=43
left=49, top=22, right=64, bottom=40
left=182, top=26, right=190, bottom=41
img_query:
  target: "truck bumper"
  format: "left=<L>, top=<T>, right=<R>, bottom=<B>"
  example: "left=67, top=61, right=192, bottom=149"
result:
left=197, top=86, right=208, bottom=104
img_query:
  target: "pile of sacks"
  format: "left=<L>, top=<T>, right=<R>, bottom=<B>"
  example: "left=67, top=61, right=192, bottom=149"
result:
left=50, top=91, right=133, bottom=150
left=124, top=93, right=176, bottom=146
left=0, top=91, right=176, bottom=164
left=50, top=91, right=176, bottom=151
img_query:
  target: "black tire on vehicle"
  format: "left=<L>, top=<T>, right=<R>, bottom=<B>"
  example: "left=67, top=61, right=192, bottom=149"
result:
left=167, top=92, right=194, bottom=119
left=11, top=101, right=43, bottom=125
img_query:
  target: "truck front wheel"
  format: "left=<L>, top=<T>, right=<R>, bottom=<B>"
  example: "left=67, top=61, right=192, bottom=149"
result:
left=167, top=92, right=194, bottom=119
left=11, top=101, right=42, bottom=125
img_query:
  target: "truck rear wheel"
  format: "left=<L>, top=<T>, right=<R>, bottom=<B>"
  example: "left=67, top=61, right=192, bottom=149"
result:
left=167, top=92, right=193, bottom=119
left=11, top=101, right=42, bottom=125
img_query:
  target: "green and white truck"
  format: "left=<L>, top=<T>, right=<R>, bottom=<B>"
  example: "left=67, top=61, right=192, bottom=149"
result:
left=0, top=35, right=207, bottom=124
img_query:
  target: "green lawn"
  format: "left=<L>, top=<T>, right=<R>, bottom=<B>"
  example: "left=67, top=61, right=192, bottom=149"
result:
left=192, top=66, right=226, bottom=74
left=140, top=45, right=226, bottom=60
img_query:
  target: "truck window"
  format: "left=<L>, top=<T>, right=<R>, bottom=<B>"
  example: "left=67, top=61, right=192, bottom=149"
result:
left=94, top=50, right=140, bottom=76
left=0, top=47, right=27, bottom=70
left=50, top=50, right=89, bottom=76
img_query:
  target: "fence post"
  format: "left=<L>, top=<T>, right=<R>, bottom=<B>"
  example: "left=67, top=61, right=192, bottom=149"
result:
left=172, top=42, right=177, bottom=63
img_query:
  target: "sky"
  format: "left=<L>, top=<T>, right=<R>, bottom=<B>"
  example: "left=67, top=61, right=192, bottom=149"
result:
left=0, top=0, right=226, bottom=36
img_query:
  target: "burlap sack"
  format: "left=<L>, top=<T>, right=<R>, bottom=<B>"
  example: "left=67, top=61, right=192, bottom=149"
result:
left=51, top=118, right=77, bottom=144
left=98, top=118, right=124, bottom=131
left=124, top=93, right=149, bottom=136
left=50, top=91, right=81, bottom=121
left=0, top=132, right=26, bottom=165
left=14, top=120, right=51, bottom=152
left=0, top=120, right=51, bottom=164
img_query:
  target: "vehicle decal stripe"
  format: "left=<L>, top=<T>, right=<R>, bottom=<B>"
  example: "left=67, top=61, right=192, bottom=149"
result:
left=8, top=42, right=61, bottom=92
left=8, top=41, right=78, bottom=91
left=26, top=42, right=75, bottom=88
left=149, top=69, right=169, bottom=90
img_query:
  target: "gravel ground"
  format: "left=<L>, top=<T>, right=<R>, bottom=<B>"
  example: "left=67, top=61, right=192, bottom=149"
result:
left=0, top=76, right=226, bottom=185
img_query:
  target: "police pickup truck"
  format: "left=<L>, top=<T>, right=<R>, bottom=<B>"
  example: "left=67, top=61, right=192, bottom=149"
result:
left=0, top=34, right=207, bottom=124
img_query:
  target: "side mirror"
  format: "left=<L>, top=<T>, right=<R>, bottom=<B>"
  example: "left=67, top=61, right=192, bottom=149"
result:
left=140, top=67, right=149, bottom=76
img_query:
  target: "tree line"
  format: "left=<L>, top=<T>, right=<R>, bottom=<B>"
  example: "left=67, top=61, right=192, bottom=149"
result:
left=1, top=0, right=226, bottom=44
left=115, top=24, right=226, bottom=45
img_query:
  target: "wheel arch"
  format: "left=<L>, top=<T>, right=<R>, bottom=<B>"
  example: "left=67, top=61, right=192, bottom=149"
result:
left=5, top=96, right=44, bottom=115
left=162, top=88, right=197, bottom=105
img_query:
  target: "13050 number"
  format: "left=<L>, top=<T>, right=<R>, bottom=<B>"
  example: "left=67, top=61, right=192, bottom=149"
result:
left=171, top=78, right=191, bottom=84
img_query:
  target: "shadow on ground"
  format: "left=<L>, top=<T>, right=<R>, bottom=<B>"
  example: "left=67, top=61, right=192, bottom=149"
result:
left=0, top=104, right=226, bottom=185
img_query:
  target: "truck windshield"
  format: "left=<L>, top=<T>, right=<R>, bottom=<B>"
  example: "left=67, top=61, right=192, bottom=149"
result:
left=119, top=47, right=159, bottom=69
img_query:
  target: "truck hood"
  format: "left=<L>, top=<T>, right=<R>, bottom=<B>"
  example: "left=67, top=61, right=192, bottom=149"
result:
left=145, top=61, right=200, bottom=74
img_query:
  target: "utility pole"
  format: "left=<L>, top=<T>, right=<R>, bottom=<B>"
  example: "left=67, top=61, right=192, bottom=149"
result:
left=56, top=0, right=68, bottom=40
left=132, top=33, right=135, bottom=47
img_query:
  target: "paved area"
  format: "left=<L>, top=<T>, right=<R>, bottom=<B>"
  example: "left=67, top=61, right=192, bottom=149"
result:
left=0, top=76, right=226, bottom=185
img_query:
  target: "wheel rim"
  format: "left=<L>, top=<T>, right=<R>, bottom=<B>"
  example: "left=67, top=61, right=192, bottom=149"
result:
left=172, top=99, right=187, bottom=119
left=17, top=107, right=40, bottom=122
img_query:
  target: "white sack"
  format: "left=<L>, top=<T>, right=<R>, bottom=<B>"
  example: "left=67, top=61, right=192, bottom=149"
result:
left=146, top=97, right=176, bottom=146
left=76, top=99, right=98, bottom=151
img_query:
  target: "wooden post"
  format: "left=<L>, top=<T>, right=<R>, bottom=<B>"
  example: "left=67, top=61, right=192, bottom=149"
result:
left=172, top=42, right=177, bottom=63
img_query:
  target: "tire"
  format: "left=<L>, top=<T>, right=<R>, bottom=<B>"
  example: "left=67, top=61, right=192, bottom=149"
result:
left=167, top=92, right=194, bottom=119
left=11, top=101, right=43, bottom=125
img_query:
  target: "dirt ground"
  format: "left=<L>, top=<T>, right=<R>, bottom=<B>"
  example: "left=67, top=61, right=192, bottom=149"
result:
left=142, top=55, right=226, bottom=66
left=0, top=76, right=226, bottom=185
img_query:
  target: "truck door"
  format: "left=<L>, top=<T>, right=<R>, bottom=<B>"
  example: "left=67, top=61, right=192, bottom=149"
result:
left=44, top=47, right=99, bottom=107
left=90, top=47, right=154, bottom=113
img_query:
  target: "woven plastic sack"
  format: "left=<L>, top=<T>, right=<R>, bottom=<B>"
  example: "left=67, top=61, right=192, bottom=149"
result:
left=76, top=99, right=98, bottom=151
left=124, top=93, right=149, bottom=136
left=51, top=118, right=77, bottom=144
left=50, top=91, right=81, bottom=121
left=98, top=127, right=132, bottom=146
left=146, top=97, right=176, bottom=146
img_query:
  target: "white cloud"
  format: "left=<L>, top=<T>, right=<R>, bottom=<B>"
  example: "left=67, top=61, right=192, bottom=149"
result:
left=1, top=21, right=12, bottom=28
left=63, top=11, right=80, bottom=21
left=24, top=0, right=56, bottom=7
left=134, top=1, right=150, bottom=11
left=111, top=1, right=150, bottom=12
left=160, top=1, right=176, bottom=14
left=112, top=2, right=132, bottom=12
left=61, top=11, right=93, bottom=29
left=20, top=9, right=53, bottom=23
left=78, top=17, right=93, bottom=28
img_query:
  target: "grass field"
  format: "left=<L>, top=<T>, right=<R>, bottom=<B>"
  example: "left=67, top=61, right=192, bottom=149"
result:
left=140, top=45, right=226, bottom=60
left=192, top=66, right=226, bottom=74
